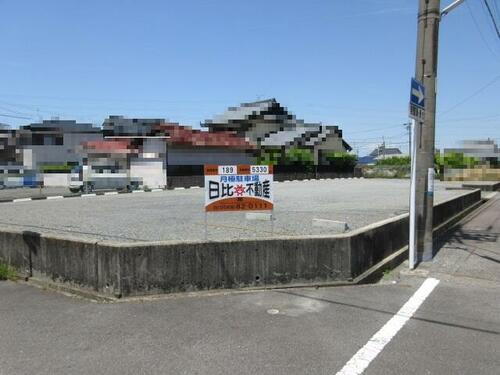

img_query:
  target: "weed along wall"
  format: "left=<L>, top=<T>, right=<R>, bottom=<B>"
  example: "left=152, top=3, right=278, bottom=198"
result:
left=0, top=189, right=481, bottom=298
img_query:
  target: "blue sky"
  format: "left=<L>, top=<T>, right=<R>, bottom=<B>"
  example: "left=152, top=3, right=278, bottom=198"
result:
left=1, top=0, right=499, bottom=155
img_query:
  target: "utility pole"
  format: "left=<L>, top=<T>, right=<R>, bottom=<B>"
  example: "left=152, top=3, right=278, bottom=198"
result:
left=412, top=0, right=441, bottom=263
left=409, top=0, right=466, bottom=268
left=409, top=0, right=465, bottom=269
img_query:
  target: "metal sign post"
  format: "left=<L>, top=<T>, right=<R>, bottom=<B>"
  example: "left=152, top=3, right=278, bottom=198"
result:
left=408, top=77, right=426, bottom=269
left=409, top=119, right=418, bottom=269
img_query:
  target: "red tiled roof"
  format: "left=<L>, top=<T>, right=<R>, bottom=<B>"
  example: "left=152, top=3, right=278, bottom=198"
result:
left=81, top=140, right=138, bottom=154
left=155, top=123, right=254, bottom=149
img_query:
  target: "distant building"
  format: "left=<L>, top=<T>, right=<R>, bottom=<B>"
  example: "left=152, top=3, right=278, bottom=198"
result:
left=0, top=127, right=19, bottom=166
left=444, top=139, right=499, bottom=163
left=369, top=145, right=404, bottom=161
left=102, top=116, right=255, bottom=168
left=102, top=116, right=165, bottom=136
left=16, top=119, right=102, bottom=169
left=155, top=123, right=255, bottom=166
left=202, top=98, right=351, bottom=165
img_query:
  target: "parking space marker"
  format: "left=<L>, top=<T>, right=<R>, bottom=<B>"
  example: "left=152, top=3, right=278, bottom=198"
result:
left=335, top=277, right=440, bottom=375
left=174, top=187, right=185, bottom=190
left=104, top=191, right=118, bottom=195
left=47, top=195, right=64, bottom=200
left=81, top=193, right=96, bottom=197
left=190, top=186, right=200, bottom=189
left=13, top=198, right=32, bottom=203
left=132, top=190, right=145, bottom=193
left=151, top=189, right=163, bottom=192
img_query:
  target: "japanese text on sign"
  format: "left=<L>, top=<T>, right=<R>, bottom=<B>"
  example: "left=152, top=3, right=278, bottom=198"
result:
left=204, top=165, right=274, bottom=212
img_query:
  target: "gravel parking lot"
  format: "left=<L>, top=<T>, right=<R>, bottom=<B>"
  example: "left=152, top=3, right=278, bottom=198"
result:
left=0, top=179, right=467, bottom=242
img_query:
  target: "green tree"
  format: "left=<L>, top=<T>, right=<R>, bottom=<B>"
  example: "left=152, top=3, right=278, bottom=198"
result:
left=437, top=152, right=478, bottom=169
left=376, top=156, right=411, bottom=166
left=283, top=147, right=314, bottom=165
left=324, top=152, right=358, bottom=171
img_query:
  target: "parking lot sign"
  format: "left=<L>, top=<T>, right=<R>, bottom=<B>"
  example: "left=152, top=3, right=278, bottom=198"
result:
left=204, top=165, right=274, bottom=212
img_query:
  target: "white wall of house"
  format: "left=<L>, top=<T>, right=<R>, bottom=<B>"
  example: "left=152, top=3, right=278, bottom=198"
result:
left=43, top=173, right=70, bottom=187
left=22, top=149, right=34, bottom=169
left=130, top=159, right=166, bottom=189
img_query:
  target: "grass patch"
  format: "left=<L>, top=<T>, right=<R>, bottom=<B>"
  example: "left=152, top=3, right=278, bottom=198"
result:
left=381, top=268, right=393, bottom=279
left=0, top=263, right=18, bottom=281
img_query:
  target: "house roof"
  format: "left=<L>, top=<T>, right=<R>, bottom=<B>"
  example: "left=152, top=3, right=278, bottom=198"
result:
left=204, top=99, right=279, bottom=126
left=155, top=123, right=255, bottom=149
left=81, top=140, right=138, bottom=154
left=202, top=98, right=352, bottom=151
left=369, top=147, right=402, bottom=157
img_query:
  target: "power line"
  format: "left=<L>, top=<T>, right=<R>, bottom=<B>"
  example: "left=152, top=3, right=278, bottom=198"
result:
left=344, top=124, right=404, bottom=135
left=439, top=74, right=500, bottom=116
left=483, top=0, right=500, bottom=39
left=466, top=0, right=500, bottom=59
left=0, top=113, right=33, bottom=120
left=0, top=105, right=35, bottom=118
left=493, top=0, right=500, bottom=20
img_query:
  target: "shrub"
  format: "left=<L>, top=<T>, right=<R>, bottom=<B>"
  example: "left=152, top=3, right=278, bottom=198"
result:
left=0, top=263, right=17, bottom=281
left=283, top=147, right=314, bottom=165
left=435, top=152, right=479, bottom=169
left=376, top=156, right=410, bottom=166
left=40, top=164, right=74, bottom=173
left=324, top=152, right=358, bottom=171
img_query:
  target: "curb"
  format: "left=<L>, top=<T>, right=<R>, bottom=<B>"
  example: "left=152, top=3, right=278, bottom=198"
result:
left=0, top=177, right=365, bottom=204
left=0, top=187, right=168, bottom=204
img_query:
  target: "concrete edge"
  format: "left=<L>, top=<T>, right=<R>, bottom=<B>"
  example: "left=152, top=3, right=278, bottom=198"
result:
left=432, top=198, right=485, bottom=240
left=13, top=195, right=486, bottom=304
left=1, top=188, right=484, bottom=302
left=348, top=194, right=487, bottom=285
left=25, top=277, right=116, bottom=303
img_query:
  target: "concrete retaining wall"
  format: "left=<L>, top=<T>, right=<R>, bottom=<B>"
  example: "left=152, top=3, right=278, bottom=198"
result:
left=0, top=190, right=481, bottom=297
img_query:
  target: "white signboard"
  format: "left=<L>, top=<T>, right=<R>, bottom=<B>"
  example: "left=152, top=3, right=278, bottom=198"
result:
left=204, top=165, right=274, bottom=212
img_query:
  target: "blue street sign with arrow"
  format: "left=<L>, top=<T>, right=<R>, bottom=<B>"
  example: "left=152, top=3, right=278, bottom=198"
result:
left=410, top=78, right=425, bottom=109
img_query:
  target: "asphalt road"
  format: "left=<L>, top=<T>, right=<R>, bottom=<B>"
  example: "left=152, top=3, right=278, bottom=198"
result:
left=0, top=271, right=498, bottom=374
left=0, top=179, right=466, bottom=242
left=0, top=194, right=498, bottom=375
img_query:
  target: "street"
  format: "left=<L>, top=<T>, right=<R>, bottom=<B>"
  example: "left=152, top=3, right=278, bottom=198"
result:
left=1, top=194, right=499, bottom=375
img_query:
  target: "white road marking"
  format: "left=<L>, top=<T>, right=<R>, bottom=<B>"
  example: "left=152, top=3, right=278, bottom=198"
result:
left=81, top=193, right=96, bottom=197
left=46, top=195, right=64, bottom=200
left=174, top=187, right=185, bottom=190
left=336, top=277, right=440, bottom=375
left=189, top=186, right=200, bottom=189
left=132, top=190, right=145, bottom=193
left=151, top=189, right=163, bottom=192
left=104, top=191, right=118, bottom=195
left=13, top=198, right=32, bottom=202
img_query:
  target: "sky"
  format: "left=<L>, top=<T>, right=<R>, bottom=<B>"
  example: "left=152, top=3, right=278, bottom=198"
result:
left=1, top=0, right=499, bottom=155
